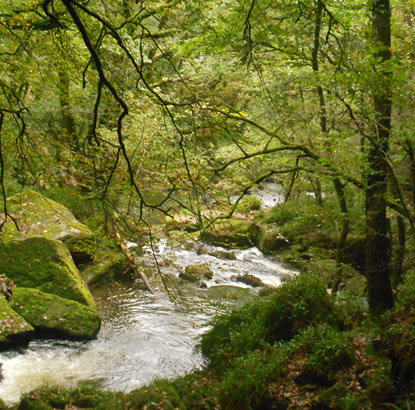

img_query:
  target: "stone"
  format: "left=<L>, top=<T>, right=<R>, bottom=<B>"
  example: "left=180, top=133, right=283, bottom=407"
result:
left=10, top=288, right=101, bottom=340
left=0, top=189, right=93, bottom=244
left=0, top=297, right=34, bottom=350
left=0, top=237, right=96, bottom=308
left=201, top=218, right=252, bottom=248
left=179, top=264, right=214, bottom=283
left=231, top=273, right=264, bottom=287
left=80, top=252, right=127, bottom=285
left=249, top=223, right=289, bottom=254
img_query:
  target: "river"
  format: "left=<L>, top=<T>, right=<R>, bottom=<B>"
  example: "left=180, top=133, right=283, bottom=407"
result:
left=0, top=183, right=293, bottom=404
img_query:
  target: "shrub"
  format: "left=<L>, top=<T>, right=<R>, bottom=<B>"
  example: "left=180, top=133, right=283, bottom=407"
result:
left=294, top=324, right=356, bottom=385
left=218, top=345, right=288, bottom=409
left=201, top=273, right=344, bottom=371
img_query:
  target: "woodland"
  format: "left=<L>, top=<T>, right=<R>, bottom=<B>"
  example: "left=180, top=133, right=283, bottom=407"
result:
left=1, top=0, right=415, bottom=408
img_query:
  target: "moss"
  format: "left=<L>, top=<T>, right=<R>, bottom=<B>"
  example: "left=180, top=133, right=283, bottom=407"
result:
left=80, top=251, right=127, bottom=285
left=179, top=264, right=214, bottom=282
left=0, top=189, right=93, bottom=243
left=201, top=218, right=252, bottom=248
left=16, top=384, right=125, bottom=410
left=249, top=223, right=289, bottom=254
left=0, top=237, right=95, bottom=308
left=201, top=274, right=344, bottom=370
left=127, top=380, right=185, bottom=409
left=10, top=287, right=101, bottom=340
left=0, top=297, right=34, bottom=350
left=231, top=273, right=264, bottom=287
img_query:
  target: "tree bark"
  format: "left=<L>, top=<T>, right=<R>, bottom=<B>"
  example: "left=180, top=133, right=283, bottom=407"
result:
left=365, top=0, right=394, bottom=313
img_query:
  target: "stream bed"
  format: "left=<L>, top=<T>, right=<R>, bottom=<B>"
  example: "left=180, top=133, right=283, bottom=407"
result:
left=0, top=183, right=294, bottom=404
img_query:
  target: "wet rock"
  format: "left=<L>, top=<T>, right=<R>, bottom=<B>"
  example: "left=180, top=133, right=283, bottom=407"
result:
left=231, top=273, right=264, bottom=287
left=10, top=288, right=101, bottom=340
left=249, top=223, right=289, bottom=254
left=80, top=252, right=127, bottom=285
left=206, top=285, right=251, bottom=301
left=0, top=297, right=34, bottom=351
left=200, top=248, right=237, bottom=260
left=199, top=280, right=208, bottom=288
left=201, top=218, right=252, bottom=248
left=0, top=237, right=96, bottom=308
left=179, top=264, right=214, bottom=283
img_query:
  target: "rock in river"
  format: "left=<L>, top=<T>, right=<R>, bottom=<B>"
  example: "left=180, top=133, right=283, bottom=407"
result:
left=0, top=297, right=34, bottom=351
left=10, top=288, right=101, bottom=340
left=0, top=237, right=96, bottom=308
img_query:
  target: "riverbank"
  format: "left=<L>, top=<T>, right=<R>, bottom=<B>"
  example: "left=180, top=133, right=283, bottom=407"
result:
left=6, top=269, right=415, bottom=409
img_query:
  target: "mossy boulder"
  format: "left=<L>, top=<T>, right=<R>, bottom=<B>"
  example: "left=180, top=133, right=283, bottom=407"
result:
left=231, top=273, right=264, bottom=287
left=0, top=189, right=93, bottom=244
left=249, top=223, right=289, bottom=254
left=201, top=219, right=252, bottom=248
left=179, top=264, right=214, bottom=283
left=0, top=237, right=95, bottom=308
left=0, top=297, right=34, bottom=350
left=10, top=288, right=101, bottom=340
left=80, top=252, right=127, bottom=285
left=127, top=380, right=185, bottom=410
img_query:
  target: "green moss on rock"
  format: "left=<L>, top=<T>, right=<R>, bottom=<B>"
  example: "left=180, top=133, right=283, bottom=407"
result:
left=0, top=297, right=34, bottom=350
left=201, top=219, right=252, bottom=248
left=80, top=252, right=127, bottom=285
left=0, top=237, right=95, bottom=308
left=249, top=223, right=289, bottom=254
left=1, top=189, right=93, bottom=243
left=179, top=264, right=214, bottom=283
left=10, top=288, right=101, bottom=340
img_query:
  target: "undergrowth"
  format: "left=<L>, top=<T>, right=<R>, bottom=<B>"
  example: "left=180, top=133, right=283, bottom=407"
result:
left=9, top=271, right=415, bottom=409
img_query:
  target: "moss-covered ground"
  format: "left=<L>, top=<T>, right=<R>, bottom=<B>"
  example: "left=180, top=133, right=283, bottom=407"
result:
left=4, top=270, right=415, bottom=409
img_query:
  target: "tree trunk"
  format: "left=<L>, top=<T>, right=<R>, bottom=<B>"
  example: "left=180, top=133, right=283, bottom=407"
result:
left=365, top=0, right=394, bottom=313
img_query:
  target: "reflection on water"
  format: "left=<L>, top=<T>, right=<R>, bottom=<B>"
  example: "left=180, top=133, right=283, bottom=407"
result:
left=0, top=285, right=209, bottom=404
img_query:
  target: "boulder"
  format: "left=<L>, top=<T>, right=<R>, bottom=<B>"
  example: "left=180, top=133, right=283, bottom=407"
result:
left=0, top=189, right=93, bottom=244
left=201, top=219, right=252, bottom=248
left=10, top=288, right=101, bottom=340
left=0, top=297, right=34, bottom=350
left=179, top=264, right=213, bottom=283
left=80, top=252, right=127, bottom=285
left=249, top=223, right=289, bottom=254
left=231, top=273, right=264, bottom=287
left=0, top=237, right=95, bottom=308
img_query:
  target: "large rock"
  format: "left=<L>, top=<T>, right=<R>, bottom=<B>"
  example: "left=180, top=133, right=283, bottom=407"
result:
left=0, top=189, right=93, bottom=244
left=0, top=297, right=34, bottom=350
left=249, top=223, right=289, bottom=254
left=0, top=237, right=95, bottom=308
left=10, top=288, right=101, bottom=340
left=179, top=264, right=213, bottom=283
left=201, top=218, right=252, bottom=248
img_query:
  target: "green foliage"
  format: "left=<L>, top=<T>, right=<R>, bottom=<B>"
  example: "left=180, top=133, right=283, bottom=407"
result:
left=172, top=372, right=220, bottom=410
left=235, top=195, right=262, bottom=213
left=126, top=380, right=185, bottom=410
left=295, top=324, right=356, bottom=385
left=218, top=346, right=287, bottom=409
left=17, top=384, right=125, bottom=410
left=201, top=273, right=343, bottom=370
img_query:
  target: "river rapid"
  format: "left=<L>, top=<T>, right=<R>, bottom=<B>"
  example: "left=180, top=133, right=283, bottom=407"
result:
left=0, top=183, right=294, bottom=404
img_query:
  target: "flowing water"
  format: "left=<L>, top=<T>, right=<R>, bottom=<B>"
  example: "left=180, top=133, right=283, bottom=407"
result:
left=0, top=183, right=294, bottom=404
